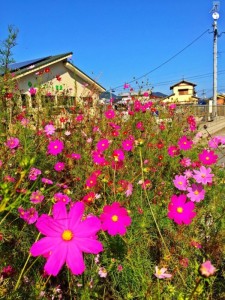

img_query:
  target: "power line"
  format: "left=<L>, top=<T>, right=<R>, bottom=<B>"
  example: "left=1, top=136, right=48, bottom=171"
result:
left=110, top=28, right=210, bottom=92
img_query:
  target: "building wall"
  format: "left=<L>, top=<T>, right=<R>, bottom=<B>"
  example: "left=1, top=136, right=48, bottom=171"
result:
left=163, top=82, right=197, bottom=103
left=16, top=61, right=102, bottom=108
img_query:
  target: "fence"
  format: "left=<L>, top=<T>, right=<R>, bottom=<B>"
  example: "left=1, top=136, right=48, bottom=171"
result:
left=177, top=105, right=225, bottom=122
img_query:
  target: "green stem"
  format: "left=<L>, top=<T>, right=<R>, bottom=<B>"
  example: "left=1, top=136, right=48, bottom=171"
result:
left=139, top=148, right=186, bottom=286
left=157, top=278, right=161, bottom=300
left=14, top=232, right=41, bottom=291
left=189, top=278, right=202, bottom=300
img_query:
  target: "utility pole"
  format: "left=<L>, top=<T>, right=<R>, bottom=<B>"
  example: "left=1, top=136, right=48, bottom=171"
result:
left=212, top=1, right=220, bottom=118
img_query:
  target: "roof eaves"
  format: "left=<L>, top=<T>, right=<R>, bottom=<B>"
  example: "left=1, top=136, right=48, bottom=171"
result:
left=14, top=52, right=73, bottom=78
left=64, top=61, right=106, bottom=92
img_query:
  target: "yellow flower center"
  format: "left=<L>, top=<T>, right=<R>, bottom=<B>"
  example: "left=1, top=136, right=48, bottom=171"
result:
left=62, top=230, right=73, bottom=241
left=178, top=181, right=183, bottom=185
left=112, top=215, right=118, bottom=222
left=194, top=190, right=199, bottom=195
left=177, top=207, right=183, bottom=213
left=206, top=157, right=209, bottom=160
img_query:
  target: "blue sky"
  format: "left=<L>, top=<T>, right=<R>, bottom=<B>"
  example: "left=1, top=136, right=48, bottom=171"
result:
left=1, top=0, right=225, bottom=97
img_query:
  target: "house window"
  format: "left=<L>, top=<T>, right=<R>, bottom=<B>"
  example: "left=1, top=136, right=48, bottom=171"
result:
left=57, top=96, right=75, bottom=107
left=178, top=89, right=189, bottom=95
left=41, top=95, right=55, bottom=107
left=21, top=94, right=27, bottom=107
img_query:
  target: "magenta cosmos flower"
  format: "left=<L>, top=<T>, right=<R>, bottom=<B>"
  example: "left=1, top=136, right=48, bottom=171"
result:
left=167, top=194, right=196, bottom=225
left=6, top=137, right=20, bottom=149
left=54, top=162, right=65, bottom=172
left=177, top=135, right=193, bottom=151
left=96, top=139, right=110, bottom=152
left=198, top=149, right=218, bottom=165
left=100, top=202, right=131, bottom=236
left=104, top=109, right=115, bottom=119
left=30, top=201, right=103, bottom=276
left=47, top=140, right=64, bottom=156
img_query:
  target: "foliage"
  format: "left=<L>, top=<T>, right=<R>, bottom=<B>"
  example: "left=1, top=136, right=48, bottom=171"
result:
left=0, top=75, right=225, bottom=299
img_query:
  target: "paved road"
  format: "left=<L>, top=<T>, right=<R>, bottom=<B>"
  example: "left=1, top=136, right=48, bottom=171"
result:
left=212, top=129, right=225, bottom=166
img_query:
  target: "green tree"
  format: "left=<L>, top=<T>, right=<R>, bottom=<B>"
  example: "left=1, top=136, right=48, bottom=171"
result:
left=0, top=25, right=19, bottom=133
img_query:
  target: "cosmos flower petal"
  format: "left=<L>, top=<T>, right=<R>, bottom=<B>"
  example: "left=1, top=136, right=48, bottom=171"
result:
left=52, top=202, right=68, bottom=221
left=68, top=201, right=85, bottom=229
left=76, top=238, right=103, bottom=254
left=30, top=237, right=59, bottom=256
left=66, top=243, right=85, bottom=275
left=75, top=216, right=102, bottom=237
left=35, top=215, right=64, bottom=236
left=44, top=242, right=67, bottom=276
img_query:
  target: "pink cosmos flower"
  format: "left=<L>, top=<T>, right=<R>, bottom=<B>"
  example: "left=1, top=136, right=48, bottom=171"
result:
left=187, top=183, right=205, bottom=202
left=122, top=139, right=134, bottom=151
left=173, top=175, right=188, bottom=191
left=75, top=115, right=84, bottom=122
left=54, top=192, right=71, bottom=204
left=192, top=166, right=214, bottom=185
left=125, top=183, right=133, bottom=197
left=109, top=122, right=121, bottom=130
left=136, top=122, right=144, bottom=131
left=167, top=194, right=196, bottom=225
left=30, top=190, right=45, bottom=204
left=154, top=266, right=172, bottom=279
left=41, top=178, right=53, bottom=185
left=123, top=83, right=130, bottom=89
left=28, top=167, right=42, bottom=181
left=113, top=149, right=125, bottom=162
left=98, top=267, right=107, bottom=278
left=47, top=140, right=64, bottom=156
left=54, top=162, right=65, bottom=172
left=44, top=124, right=55, bottom=135
left=187, top=115, right=196, bottom=131
left=180, top=157, right=192, bottom=167
left=30, top=201, right=103, bottom=276
left=168, top=145, right=180, bottom=157
left=208, top=136, right=221, bottom=149
left=104, top=109, right=115, bottom=119
left=190, top=240, right=202, bottom=249
left=96, top=139, right=110, bottom=152
left=19, top=207, right=38, bottom=224
left=29, top=87, right=37, bottom=95
left=178, top=135, right=193, bottom=151
left=6, top=137, right=20, bottom=149
left=71, top=153, right=81, bottom=160
left=92, top=150, right=106, bottom=165
left=198, top=149, right=218, bottom=165
left=199, top=261, right=216, bottom=277
left=184, top=169, right=193, bottom=179
left=100, top=202, right=131, bottom=236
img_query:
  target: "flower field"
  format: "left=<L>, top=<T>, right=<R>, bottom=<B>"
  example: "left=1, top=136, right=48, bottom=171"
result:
left=0, top=93, right=225, bottom=299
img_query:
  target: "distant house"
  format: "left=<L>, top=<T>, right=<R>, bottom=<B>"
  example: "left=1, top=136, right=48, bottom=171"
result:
left=5, top=52, right=106, bottom=110
left=162, top=80, right=198, bottom=104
